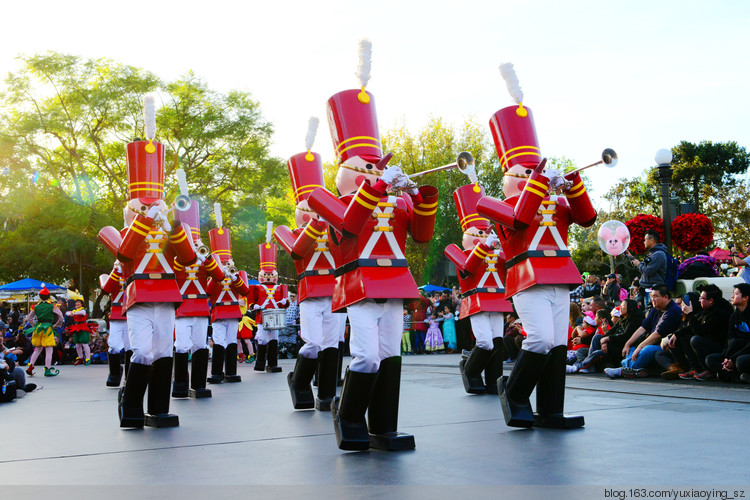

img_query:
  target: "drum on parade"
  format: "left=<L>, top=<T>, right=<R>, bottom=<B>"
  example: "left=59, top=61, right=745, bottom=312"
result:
left=262, top=309, right=286, bottom=330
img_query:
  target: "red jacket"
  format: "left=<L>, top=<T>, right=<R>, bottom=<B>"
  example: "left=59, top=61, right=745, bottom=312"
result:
left=445, top=243, right=513, bottom=317
left=274, top=220, right=336, bottom=302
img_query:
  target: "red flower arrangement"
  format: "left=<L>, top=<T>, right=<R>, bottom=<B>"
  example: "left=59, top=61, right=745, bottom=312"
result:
left=672, top=213, right=714, bottom=252
left=625, top=214, right=664, bottom=255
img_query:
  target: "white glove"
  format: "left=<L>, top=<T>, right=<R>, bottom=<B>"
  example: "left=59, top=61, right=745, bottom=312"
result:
left=485, top=233, right=500, bottom=248
left=146, top=205, right=161, bottom=219
left=161, top=219, right=172, bottom=232
left=391, top=173, right=411, bottom=189
left=280, top=298, right=289, bottom=305
left=253, top=304, right=261, bottom=310
left=196, top=254, right=206, bottom=265
left=230, top=273, right=239, bottom=282
left=114, top=262, right=122, bottom=274
left=546, top=169, right=565, bottom=191
left=380, top=166, right=404, bottom=185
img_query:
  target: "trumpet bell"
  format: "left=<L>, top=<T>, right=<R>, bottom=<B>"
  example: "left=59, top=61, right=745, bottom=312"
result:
left=196, top=245, right=210, bottom=258
left=456, top=151, right=475, bottom=173
left=174, top=195, right=192, bottom=211
left=602, top=148, right=618, bottom=167
left=227, top=265, right=238, bottom=275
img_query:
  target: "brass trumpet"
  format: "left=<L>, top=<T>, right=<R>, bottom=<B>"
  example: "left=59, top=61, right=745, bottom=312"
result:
left=566, top=148, right=618, bottom=176
left=174, top=194, right=192, bottom=212
left=407, top=151, right=475, bottom=179
left=196, top=245, right=210, bottom=258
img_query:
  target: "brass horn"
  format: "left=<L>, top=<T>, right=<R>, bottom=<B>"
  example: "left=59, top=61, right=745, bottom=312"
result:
left=567, top=148, right=618, bottom=176
left=196, top=245, right=210, bottom=258
left=407, top=151, right=475, bottom=179
left=174, top=194, right=192, bottom=211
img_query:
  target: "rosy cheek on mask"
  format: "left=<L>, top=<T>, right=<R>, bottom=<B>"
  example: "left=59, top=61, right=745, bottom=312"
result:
left=472, top=238, right=480, bottom=246
left=355, top=175, right=366, bottom=187
left=302, top=214, right=311, bottom=223
left=517, top=180, right=526, bottom=191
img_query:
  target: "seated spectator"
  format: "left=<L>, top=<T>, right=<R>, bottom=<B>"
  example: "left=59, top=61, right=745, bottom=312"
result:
left=704, top=283, right=750, bottom=382
left=661, top=285, right=732, bottom=380
left=678, top=253, right=719, bottom=279
left=603, top=273, right=622, bottom=304
left=599, top=299, right=645, bottom=367
left=581, top=274, right=601, bottom=299
left=503, top=312, right=525, bottom=361
left=604, top=285, right=682, bottom=378
left=569, top=302, right=583, bottom=328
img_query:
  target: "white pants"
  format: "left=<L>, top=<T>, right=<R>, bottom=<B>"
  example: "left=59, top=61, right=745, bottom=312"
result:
left=211, top=318, right=239, bottom=348
left=512, top=284, right=569, bottom=354
left=255, top=323, right=279, bottom=345
left=108, top=320, right=130, bottom=353
left=469, top=312, right=505, bottom=350
left=347, top=299, right=403, bottom=373
left=298, top=297, right=345, bottom=358
left=174, top=316, right=209, bottom=354
left=127, top=303, right=176, bottom=365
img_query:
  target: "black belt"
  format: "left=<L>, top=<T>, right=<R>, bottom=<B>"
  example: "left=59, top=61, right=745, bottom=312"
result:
left=505, top=250, right=570, bottom=269
left=335, top=258, right=408, bottom=277
left=461, top=287, right=505, bottom=298
left=297, top=269, right=334, bottom=280
left=214, top=301, right=239, bottom=306
left=182, top=294, right=208, bottom=300
left=126, top=273, right=176, bottom=286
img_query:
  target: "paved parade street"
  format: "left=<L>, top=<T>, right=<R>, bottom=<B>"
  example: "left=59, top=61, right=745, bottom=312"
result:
left=4, top=353, right=749, bottom=498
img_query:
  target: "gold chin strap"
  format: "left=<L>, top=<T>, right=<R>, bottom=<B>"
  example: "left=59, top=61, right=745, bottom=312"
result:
left=339, top=164, right=383, bottom=176
left=296, top=207, right=316, bottom=213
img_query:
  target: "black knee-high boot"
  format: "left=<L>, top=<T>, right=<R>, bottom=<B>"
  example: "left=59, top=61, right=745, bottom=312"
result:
left=332, top=368, right=376, bottom=451
left=106, top=352, right=122, bottom=387
left=171, top=352, right=190, bottom=397
left=265, top=340, right=282, bottom=373
left=119, top=362, right=150, bottom=428
left=189, top=348, right=212, bottom=398
left=460, top=347, right=492, bottom=394
left=498, top=349, right=547, bottom=428
left=337, top=341, right=345, bottom=387
left=224, top=343, right=241, bottom=382
left=484, top=337, right=506, bottom=395
left=534, top=345, right=584, bottom=429
left=368, top=356, right=414, bottom=451
left=287, top=355, right=318, bottom=409
left=145, top=357, right=179, bottom=428
left=316, top=347, right=339, bottom=411
left=254, top=343, right=267, bottom=371
left=124, top=350, right=133, bottom=380
left=207, top=345, right=225, bottom=384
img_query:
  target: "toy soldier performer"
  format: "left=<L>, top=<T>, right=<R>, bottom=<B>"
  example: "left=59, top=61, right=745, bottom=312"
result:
left=445, top=182, right=513, bottom=394
left=476, top=64, right=598, bottom=429
left=98, top=95, right=197, bottom=428
left=276, top=117, right=344, bottom=411
left=308, top=40, right=438, bottom=451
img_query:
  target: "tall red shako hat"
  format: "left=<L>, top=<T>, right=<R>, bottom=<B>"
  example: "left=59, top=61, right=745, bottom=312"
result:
left=259, top=221, right=277, bottom=273
left=208, top=202, right=232, bottom=263
left=173, top=169, right=201, bottom=241
left=327, top=39, right=383, bottom=169
left=126, top=94, right=165, bottom=204
left=288, top=117, right=325, bottom=204
left=453, top=184, right=490, bottom=233
left=489, top=63, right=542, bottom=172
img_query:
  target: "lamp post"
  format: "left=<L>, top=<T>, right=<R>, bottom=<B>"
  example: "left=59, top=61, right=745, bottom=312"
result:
left=655, top=148, right=673, bottom=255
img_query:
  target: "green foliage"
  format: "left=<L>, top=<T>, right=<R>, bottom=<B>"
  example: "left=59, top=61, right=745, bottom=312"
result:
left=0, top=52, right=290, bottom=298
left=382, top=117, right=499, bottom=285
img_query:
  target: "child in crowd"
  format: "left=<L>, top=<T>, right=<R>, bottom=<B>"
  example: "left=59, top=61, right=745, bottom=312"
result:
left=424, top=312, right=444, bottom=353
left=401, top=308, right=412, bottom=355
left=441, top=305, right=457, bottom=353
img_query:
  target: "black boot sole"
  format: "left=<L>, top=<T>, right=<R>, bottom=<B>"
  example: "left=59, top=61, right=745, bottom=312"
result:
left=189, top=388, right=212, bottom=398
left=288, top=372, right=315, bottom=409
left=332, top=397, right=370, bottom=451
left=315, top=397, right=333, bottom=411
left=460, top=358, right=486, bottom=394
left=369, top=431, right=415, bottom=451
left=534, top=413, right=585, bottom=429
left=498, top=376, right=535, bottom=428
left=145, top=413, right=179, bottom=428
left=224, top=375, right=242, bottom=383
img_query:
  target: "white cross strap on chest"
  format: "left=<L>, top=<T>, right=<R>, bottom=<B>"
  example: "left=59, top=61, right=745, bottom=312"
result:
left=179, top=264, right=207, bottom=296
left=305, top=231, right=336, bottom=271
left=528, top=196, right=567, bottom=251
left=134, top=229, right=173, bottom=274
left=360, top=196, right=405, bottom=260
left=260, top=284, right=280, bottom=308
left=477, top=248, right=505, bottom=289
left=216, top=278, right=238, bottom=304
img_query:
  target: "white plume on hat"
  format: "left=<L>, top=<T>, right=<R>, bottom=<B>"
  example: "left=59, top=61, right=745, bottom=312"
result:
left=305, top=117, right=319, bottom=151
left=213, top=202, right=223, bottom=228
left=499, top=63, right=524, bottom=104
left=143, top=93, right=157, bottom=140
left=265, top=221, right=273, bottom=243
left=356, top=39, right=372, bottom=88
left=176, top=169, right=189, bottom=197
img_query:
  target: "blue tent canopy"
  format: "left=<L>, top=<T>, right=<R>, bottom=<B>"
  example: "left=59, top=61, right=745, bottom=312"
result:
left=0, top=278, right=67, bottom=294
left=419, top=284, right=451, bottom=293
